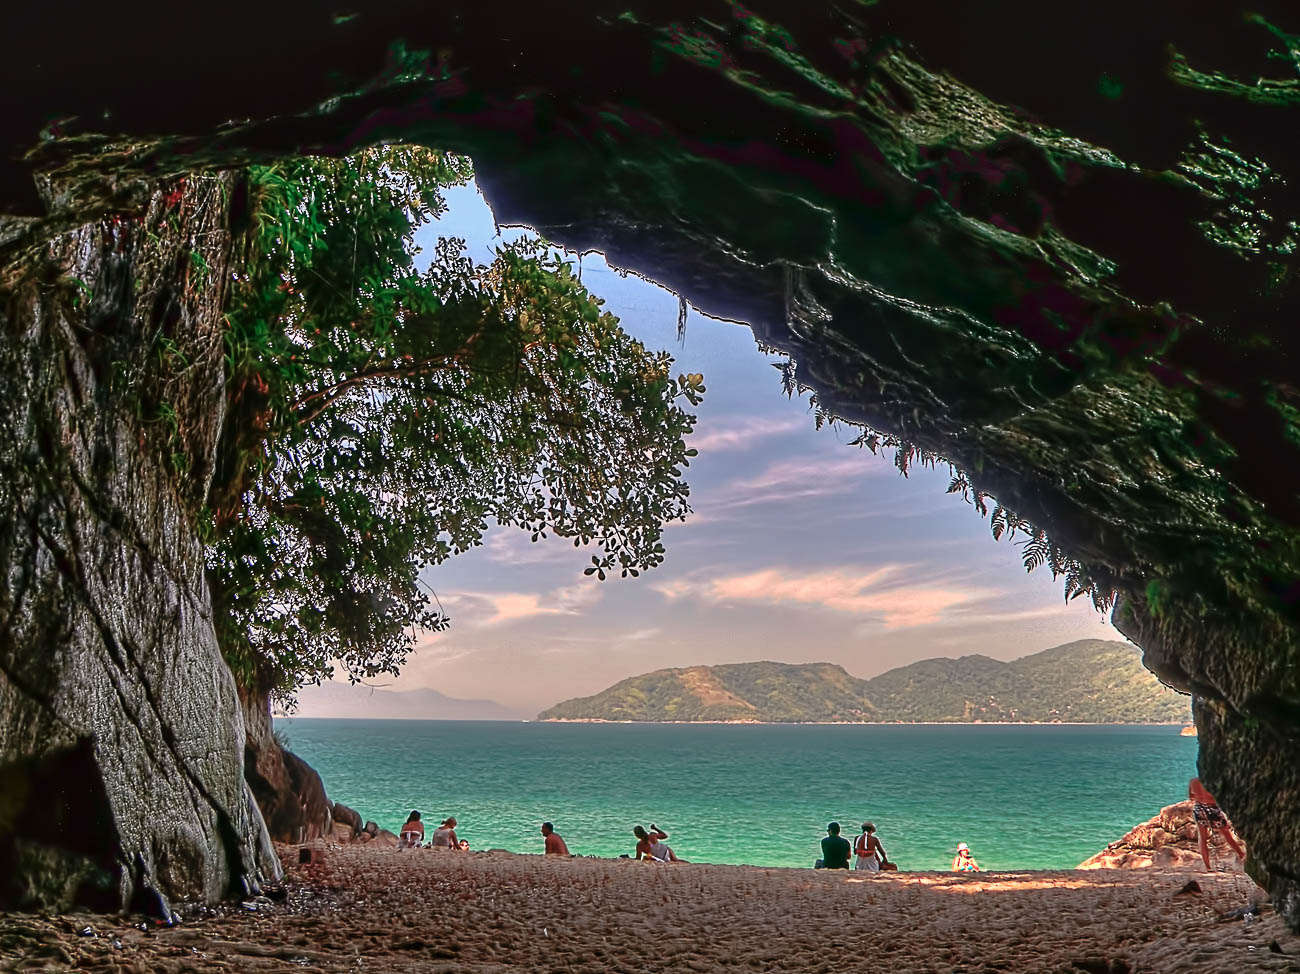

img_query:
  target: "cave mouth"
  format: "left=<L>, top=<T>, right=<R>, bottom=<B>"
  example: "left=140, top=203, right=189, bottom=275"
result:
left=1, top=0, right=1297, bottom=934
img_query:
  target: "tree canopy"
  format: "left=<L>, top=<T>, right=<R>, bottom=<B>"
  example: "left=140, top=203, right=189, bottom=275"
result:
left=208, top=146, right=703, bottom=696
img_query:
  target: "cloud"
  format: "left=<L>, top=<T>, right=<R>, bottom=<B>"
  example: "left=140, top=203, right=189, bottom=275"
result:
left=686, top=415, right=805, bottom=453
left=694, top=453, right=894, bottom=517
left=440, top=580, right=603, bottom=629
left=655, top=565, right=993, bottom=629
left=481, top=527, right=593, bottom=566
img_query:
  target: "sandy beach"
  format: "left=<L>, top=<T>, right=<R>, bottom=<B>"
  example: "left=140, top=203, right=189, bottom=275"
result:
left=2, top=845, right=1297, bottom=973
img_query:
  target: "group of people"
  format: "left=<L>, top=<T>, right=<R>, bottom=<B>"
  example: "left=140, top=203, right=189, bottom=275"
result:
left=817, top=822, right=895, bottom=873
left=396, top=813, right=681, bottom=862
left=394, top=777, right=1244, bottom=875
left=397, top=811, right=470, bottom=851
left=817, top=821, right=981, bottom=873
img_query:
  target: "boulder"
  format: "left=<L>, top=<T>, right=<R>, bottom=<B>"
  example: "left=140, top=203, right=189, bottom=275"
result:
left=1078, top=800, right=1245, bottom=873
left=332, top=803, right=363, bottom=838
left=363, top=821, right=379, bottom=838
left=373, top=830, right=399, bottom=849
left=241, top=689, right=333, bottom=843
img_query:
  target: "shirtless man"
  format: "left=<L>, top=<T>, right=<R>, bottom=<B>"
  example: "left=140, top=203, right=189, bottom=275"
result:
left=541, top=822, right=570, bottom=856
left=1189, top=777, right=1246, bottom=870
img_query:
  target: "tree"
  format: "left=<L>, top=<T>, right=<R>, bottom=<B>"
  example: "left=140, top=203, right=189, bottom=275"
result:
left=208, top=146, right=703, bottom=697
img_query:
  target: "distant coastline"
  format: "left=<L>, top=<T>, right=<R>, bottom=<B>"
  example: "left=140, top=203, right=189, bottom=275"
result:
left=539, top=642, right=1192, bottom=724
left=540, top=718, right=1188, bottom=726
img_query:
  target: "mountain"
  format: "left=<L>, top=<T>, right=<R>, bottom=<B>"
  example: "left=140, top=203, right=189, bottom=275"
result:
left=537, top=640, right=1191, bottom=723
left=285, top=681, right=525, bottom=720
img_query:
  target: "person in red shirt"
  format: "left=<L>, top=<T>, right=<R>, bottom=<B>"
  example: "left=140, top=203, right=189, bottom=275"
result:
left=541, top=822, right=571, bottom=856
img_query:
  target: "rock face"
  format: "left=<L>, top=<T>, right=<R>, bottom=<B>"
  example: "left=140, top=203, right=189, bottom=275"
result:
left=241, top=689, right=333, bottom=844
left=0, top=0, right=1298, bottom=927
left=0, top=175, right=279, bottom=912
left=1078, top=801, right=1240, bottom=872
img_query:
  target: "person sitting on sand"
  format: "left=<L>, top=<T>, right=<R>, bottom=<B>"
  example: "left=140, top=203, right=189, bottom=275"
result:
left=820, top=822, right=851, bottom=870
left=1189, top=777, right=1246, bottom=870
left=542, top=822, right=571, bottom=856
left=431, top=817, right=458, bottom=848
left=853, top=822, right=889, bottom=873
left=951, top=842, right=981, bottom=872
left=458, top=838, right=470, bottom=852
left=634, top=824, right=683, bottom=862
left=398, top=810, right=424, bottom=849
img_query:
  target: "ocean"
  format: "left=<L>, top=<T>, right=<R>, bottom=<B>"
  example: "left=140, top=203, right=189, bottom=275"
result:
left=273, top=719, right=1197, bottom=871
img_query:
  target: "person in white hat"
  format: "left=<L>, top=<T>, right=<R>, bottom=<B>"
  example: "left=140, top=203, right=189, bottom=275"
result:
left=951, top=842, right=981, bottom=872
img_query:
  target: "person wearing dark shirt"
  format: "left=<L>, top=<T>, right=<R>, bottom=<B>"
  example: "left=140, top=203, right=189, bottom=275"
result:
left=821, top=822, right=852, bottom=869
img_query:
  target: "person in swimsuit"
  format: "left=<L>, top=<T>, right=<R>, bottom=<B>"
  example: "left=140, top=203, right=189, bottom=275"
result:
left=431, top=817, right=458, bottom=848
left=634, top=824, right=683, bottom=862
left=854, top=822, right=889, bottom=873
left=951, top=842, right=981, bottom=872
left=398, top=810, right=424, bottom=849
left=458, top=838, right=470, bottom=851
left=1189, top=777, right=1246, bottom=870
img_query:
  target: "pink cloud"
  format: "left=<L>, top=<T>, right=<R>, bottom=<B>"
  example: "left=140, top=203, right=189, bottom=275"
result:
left=658, top=565, right=993, bottom=629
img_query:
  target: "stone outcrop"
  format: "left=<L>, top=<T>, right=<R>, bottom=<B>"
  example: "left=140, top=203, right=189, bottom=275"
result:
left=1078, top=801, right=1242, bottom=872
left=0, top=174, right=278, bottom=913
left=331, top=803, right=363, bottom=839
left=241, top=689, right=333, bottom=844
left=0, top=0, right=1298, bottom=926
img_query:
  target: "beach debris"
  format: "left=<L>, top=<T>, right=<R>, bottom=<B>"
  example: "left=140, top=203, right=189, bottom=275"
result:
left=1216, top=903, right=1259, bottom=923
left=1173, top=880, right=1202, bottom=896
left=77, top=926, right=96, bottom=938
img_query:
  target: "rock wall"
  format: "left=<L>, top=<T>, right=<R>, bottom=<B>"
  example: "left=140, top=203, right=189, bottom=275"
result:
left=0, top=174, right=278, bottom=913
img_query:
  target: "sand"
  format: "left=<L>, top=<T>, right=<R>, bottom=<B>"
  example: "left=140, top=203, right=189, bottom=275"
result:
left=2, top=846, right=1297, bottom=973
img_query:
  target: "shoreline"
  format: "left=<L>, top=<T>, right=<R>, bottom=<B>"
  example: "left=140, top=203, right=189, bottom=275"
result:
left=6, top=846, right=1291, bottom=973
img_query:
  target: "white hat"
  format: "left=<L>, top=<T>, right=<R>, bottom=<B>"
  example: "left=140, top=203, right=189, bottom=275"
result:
left=956, top=842, right=969, bottom=851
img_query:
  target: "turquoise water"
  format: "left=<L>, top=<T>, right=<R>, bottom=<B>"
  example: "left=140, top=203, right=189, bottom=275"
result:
left=274, top=720, right=1197, bottom=871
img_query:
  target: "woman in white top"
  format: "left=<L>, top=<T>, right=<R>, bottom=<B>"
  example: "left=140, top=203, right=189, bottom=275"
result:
left=431, top=817, right=458, bottom=848
left=854, top=822, right=888, bottom=873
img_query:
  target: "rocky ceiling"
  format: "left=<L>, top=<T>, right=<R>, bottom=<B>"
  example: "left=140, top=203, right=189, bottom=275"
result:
left=1, top=0, right=1298, bottom=924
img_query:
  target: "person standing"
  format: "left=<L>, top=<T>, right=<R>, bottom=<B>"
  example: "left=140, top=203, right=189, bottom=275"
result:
left=1189, top=777, right=1246, bottom=870
left=854, top=822, right=888, bottom=873
left=541, top=822, right=571, bottom=856
left=821, top=822, right=852, bottom=870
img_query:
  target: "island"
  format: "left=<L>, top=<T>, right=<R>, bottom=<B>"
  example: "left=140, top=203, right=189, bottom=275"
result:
left=539, top=639, right=1191, bottom=724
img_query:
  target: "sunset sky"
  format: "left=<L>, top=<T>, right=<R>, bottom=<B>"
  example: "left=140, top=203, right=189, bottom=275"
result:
left=300, top=179, right=1125, bottom=717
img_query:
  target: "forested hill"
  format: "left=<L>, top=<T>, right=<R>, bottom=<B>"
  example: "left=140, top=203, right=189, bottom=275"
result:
left=537, top=640, right=1191, bottom=723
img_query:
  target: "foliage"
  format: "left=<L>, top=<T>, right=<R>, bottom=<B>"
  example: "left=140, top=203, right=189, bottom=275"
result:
left=539, top=641, right=1192, bottom=723
left=210, top=146, right=703, bottom=695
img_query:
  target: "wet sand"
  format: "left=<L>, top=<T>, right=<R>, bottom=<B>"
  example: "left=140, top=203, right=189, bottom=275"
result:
left=2, top=845, right=1297, bottom=972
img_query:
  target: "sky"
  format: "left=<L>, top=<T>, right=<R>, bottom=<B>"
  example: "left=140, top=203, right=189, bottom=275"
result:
left=303, top=178, right=1125, bottom=717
